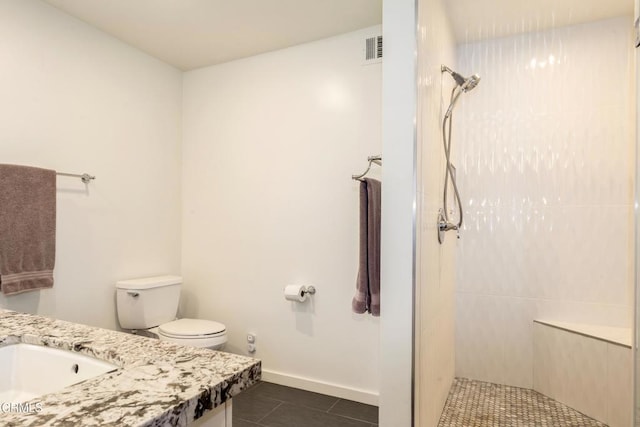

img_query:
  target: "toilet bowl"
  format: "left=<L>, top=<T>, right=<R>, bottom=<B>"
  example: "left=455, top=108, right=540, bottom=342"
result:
left=115, top=275, right=228, bottom=350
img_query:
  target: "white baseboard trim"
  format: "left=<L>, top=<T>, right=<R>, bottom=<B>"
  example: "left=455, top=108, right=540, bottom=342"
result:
left=261, top=369, right=379, bottom=406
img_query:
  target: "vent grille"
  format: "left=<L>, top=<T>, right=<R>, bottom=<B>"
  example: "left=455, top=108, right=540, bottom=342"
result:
left=365, top=35, right=383, bottom=62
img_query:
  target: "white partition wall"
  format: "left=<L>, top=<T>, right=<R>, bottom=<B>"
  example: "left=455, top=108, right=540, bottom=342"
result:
left=380, top=0, right=417, bottom=425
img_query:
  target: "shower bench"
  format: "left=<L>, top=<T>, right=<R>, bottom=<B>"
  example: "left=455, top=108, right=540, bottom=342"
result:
left=533, top=319, right=631, bottom=427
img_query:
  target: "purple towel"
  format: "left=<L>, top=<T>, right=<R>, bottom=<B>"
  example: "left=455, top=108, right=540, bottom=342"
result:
left=0, top=164, right=56, bottom=295
left=352, top=178, right=381, bottom=316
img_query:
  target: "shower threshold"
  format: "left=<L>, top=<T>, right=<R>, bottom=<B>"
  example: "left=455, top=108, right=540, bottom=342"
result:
left=438, top=378, right=607, bottom=427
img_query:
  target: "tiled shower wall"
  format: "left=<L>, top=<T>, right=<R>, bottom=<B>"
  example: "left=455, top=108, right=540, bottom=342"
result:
left=454, top=16, right=635, bottom=388
left=415, top=0, right=457, bottom=425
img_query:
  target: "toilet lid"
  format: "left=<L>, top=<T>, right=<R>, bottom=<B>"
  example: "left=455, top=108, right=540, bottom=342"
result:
left=159, top=318, right=226, bottom=338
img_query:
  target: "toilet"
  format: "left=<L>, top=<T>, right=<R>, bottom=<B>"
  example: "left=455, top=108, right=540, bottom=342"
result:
left=115, top=275, right=227, bottom=350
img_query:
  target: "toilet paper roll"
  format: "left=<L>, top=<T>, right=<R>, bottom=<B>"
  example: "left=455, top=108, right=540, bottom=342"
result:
left=284, top=285, right=307, bottom=302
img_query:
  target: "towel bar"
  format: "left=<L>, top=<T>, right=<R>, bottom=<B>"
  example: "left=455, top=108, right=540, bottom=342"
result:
left=56, top=172, right=95, bottom=184
left=352, top=155, right=382, bottom=181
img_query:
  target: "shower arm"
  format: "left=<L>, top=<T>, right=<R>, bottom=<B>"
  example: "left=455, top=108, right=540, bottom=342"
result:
left=441, top=64, right=457, bottom=80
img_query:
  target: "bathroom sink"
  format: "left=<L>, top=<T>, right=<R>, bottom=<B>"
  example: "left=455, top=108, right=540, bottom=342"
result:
left=0, top=343, right=118, bottom=403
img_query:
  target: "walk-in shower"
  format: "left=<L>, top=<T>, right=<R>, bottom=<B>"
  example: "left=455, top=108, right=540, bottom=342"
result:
left=415, top=1, right=636, bottom=426
left=437, top=65, right=480, bottom=244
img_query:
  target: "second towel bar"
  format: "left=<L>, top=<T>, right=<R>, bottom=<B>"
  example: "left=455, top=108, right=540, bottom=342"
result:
left=56, top=172, right=96, bottom=184
left=352, top=155, right=382, bottom=181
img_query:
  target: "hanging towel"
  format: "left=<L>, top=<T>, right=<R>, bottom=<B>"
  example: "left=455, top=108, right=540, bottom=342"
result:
left=0, top=164, right=56, bottom=295
left=352, top=178, right=381, bottom=316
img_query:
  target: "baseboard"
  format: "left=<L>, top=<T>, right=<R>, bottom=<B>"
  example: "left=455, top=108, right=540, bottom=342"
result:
left=261, top=369, right=379, bottom=406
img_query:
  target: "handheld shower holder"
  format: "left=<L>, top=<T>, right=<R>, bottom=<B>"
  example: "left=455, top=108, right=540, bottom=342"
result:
left=438, top=210, right=460, bottom=244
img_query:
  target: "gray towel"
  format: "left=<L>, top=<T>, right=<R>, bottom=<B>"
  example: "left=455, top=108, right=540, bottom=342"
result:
left=352, top=178, right=381, bottom=316
left=0, top=164, right=56, bottom=295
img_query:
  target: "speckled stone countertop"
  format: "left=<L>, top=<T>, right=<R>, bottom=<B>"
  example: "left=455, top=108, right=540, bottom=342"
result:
left=0, top=310, right=260, bottom=426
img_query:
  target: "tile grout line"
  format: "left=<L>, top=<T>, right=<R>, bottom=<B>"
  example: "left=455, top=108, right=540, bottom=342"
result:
left=325, top=398, right=341, bottom=413
left=255, top=401, right=284, bottom=424
left=263, top=398, right=374, bottom=425
left=330, top=412, right=379, bottom=425
left=325, top=398, right=378, bottom=424
left=234, top=416, right=265, bottom=426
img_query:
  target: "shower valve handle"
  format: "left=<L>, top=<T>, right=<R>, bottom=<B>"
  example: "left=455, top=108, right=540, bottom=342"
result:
left=439, top=221, right=458, bottom=232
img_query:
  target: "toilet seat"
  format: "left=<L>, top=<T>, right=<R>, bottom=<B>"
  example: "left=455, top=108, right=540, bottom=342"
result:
left=157, top=318, right=227, bottom=350
left=159, top=318, right=226, bottom=338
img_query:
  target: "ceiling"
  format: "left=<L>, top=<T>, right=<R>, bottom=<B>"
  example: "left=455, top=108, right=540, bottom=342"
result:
left=41, top=0, right=634, bottom=69
left=446, top=0, right=634, bottom=43
left=42, top=0, right=383, bottom=71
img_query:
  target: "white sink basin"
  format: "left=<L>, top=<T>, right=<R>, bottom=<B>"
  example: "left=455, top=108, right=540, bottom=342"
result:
left=0, top=343, right=118, bottom=402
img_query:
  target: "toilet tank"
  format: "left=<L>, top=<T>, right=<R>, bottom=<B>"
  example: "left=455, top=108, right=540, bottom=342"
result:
left=116, top=275, right=182, bottom=330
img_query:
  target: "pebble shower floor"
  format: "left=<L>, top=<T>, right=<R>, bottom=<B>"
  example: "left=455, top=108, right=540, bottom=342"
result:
left=438, top=378, right=607, bottom=427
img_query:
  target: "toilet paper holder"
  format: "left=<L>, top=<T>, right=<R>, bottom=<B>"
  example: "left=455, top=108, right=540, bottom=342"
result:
left=284, top=284, right=317, bottom=302
left=302, top=286, right=316, bottom=296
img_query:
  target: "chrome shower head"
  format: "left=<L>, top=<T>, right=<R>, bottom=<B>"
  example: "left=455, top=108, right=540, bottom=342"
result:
left=460, top=74, right=480, bottom=92
left=441, top=65, right=480, bottom=93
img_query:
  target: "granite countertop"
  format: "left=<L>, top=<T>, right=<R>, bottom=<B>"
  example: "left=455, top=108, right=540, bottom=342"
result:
left=0, top=310, right=260, bottom=426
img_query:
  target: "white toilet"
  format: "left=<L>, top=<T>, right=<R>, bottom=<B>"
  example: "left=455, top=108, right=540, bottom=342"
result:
left=115, top=275, right=227, bottom=350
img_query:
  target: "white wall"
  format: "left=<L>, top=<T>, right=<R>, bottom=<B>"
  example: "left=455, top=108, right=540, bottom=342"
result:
left=181, top=27, right=381, bottom=403
left=455, top=16, right=635, bottom=388
left=0, top=0, right=183, bottom=329
left=635, top=0, right=640, bottom=422
left=379, top=0, right=416, bottom=425
left=415, top=0, right=457, bottom=425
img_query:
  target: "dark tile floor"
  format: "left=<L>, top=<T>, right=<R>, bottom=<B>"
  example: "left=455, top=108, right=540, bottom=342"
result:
left=233, top=381, right=378, bottom=427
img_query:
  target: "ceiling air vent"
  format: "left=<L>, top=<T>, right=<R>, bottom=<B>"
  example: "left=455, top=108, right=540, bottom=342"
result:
left=364, top=35, right=383, bottom=64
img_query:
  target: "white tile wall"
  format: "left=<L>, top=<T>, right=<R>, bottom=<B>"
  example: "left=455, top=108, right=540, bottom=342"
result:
left=607, top=342, right=634, bottom=427
left=454, top=16, right=635, bottom=388
left=415, top=0, right=458, bottom=425
left=561, top=331, right=608, bottom=422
